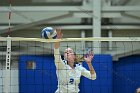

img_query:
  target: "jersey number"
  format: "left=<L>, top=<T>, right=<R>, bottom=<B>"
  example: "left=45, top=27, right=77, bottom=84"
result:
left=69, top=78, right=74, bottom=84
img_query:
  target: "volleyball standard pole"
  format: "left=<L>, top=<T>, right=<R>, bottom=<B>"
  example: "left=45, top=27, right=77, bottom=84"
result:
left=4, top=37, right=11, bottom=93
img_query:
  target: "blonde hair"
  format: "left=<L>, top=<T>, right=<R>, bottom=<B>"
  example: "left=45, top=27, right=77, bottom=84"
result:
left=74, top=53, right=84, bottom=63
left=64, top=47, right=84, bottom=63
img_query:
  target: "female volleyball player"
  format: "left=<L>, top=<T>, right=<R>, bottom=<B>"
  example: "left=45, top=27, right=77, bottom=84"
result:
left=54, top=28, right=96, bottom=93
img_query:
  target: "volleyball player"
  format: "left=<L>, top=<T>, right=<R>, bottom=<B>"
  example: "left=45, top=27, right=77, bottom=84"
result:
left=54, top=28, right=96, bottom=93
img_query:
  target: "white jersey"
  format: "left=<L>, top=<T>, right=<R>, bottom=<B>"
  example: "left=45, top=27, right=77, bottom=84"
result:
left=54, top=48, right=96, bottom=93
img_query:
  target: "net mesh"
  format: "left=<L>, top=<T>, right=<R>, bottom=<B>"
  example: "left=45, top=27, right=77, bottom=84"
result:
left=0, top=37, right=140, bottom=93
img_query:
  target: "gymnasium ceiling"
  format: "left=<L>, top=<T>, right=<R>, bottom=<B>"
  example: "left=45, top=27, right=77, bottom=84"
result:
left=0, top=0, right=140, bottom=35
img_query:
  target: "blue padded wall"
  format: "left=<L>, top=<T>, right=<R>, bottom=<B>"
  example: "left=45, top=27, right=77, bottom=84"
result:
left=113, top=55, right=140, bottom=93
left=79, top=54, right=112, bottom=93
left=19, top=54, right=112, bottom=93
left=19, top=55, right=57, bottom=93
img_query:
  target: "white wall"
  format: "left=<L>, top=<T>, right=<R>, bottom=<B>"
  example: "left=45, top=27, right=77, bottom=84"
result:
left=0, top=69, right=19, bottom=93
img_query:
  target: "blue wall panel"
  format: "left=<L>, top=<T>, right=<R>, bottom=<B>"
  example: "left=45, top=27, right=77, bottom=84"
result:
left=113, top=55, right=140, bottom=93
left=79, top=54, right=112, bottom=93
left=19, top=54, right=112, bottom=93
left=19, top=55, right=57, bottom=93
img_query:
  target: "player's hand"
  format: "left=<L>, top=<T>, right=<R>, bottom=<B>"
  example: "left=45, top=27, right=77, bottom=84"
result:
left=54, top=28, right=62, bottom=48
left=56, top=28, right=62, bottom=39
left=84, top=50, right=94, bottom=64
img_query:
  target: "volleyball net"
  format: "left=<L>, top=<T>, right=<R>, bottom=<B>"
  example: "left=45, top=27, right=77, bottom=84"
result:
left=0, top=37, right=140, bottom=93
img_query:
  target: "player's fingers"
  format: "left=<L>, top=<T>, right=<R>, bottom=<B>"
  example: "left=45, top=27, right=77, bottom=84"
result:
left=55, top=27, right=61, bottom=31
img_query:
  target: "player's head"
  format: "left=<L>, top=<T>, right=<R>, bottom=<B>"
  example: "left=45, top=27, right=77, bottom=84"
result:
left=136, top=87, right=140, bottom=93
left=64, top=48, right=76, bottom=63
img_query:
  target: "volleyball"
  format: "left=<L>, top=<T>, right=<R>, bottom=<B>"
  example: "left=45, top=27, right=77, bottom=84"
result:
left=41, top=27, right=57, bottom=39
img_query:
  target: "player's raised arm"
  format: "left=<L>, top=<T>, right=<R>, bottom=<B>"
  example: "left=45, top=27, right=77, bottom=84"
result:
left=53, top=28, right=65, bottom=69
left=84, top=50, right=95, bottom=75
left=81, top=50, right=96, bottom=80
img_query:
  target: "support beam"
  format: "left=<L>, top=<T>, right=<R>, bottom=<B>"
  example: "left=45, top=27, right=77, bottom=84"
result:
left=81, top=30, right=86, bottom=49
left=102, top=25, right=140, bottom=30
left=108, top=30, right=113, bottom=50
left=121, top=12, right=140, bottom=20
left=0, top=6, right=87, bottom=12
left=93, top=0, right=101, bottom=54
left=73, top=12, right=122, bottom=18
left=0, top=26, right=14, bottom=30
left=1, top=6, right=140, bottom=12
left=61, top=25, right=140, bottom=30
left=0, top=13, right=73, bottom=34
left=103, top=6, right=140, bottom=11
left=1, top=25, right=140, bottom=30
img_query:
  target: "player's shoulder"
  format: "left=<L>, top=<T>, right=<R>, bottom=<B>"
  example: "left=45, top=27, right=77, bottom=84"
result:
left=63, top=60, right=67, bottom=64
left=75, top=63, right=82, bottom=67
left=75, top=63, right=85, bottom=70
